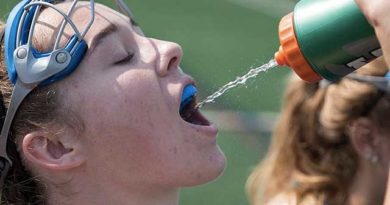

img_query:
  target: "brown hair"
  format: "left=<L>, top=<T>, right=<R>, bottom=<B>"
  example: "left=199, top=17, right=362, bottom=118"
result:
left=0, top=19, right=82, bottom=204
left=247, top=59, right=390, bottom=205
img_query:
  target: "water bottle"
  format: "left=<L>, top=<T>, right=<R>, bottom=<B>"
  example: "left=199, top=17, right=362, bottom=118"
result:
left=274, top=0, right=381, bottom=83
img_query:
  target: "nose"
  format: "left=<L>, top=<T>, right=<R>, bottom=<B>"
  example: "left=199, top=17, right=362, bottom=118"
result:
left=152, top=39, right=183, bottom=77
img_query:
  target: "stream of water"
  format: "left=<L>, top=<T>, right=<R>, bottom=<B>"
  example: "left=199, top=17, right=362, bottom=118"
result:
left=196, top=59, right=278, bottom=109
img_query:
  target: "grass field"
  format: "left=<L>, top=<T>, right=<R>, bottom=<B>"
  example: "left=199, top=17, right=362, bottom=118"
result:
left=0, top=0, right=295, bottom=204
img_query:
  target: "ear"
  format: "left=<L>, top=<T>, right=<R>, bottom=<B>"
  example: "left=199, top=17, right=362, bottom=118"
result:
left=22, top=130, right=85, bottom=171
left=349, top=118, right=379, bottom=160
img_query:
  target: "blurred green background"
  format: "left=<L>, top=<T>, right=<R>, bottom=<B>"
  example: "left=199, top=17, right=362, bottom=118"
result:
left=1, top=0, right=296, bottom=204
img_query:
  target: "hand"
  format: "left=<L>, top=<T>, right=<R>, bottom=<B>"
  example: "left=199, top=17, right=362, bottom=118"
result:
left=355, top=0, right=390, bottom=71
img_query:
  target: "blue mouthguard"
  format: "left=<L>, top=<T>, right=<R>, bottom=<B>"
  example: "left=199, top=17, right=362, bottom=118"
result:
left=180, top=84, right=197, bottom=112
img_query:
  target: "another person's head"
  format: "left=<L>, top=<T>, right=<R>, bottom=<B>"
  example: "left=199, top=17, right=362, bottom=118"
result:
left=247, top=59, right=390, bottom=205
left=0, top=1, right=225, bottom=204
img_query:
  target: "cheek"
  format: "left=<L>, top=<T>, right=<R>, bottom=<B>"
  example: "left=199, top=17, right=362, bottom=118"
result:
left=79, top=69, right=161, bottom=122
left=72, top=68, right=176, bottom=151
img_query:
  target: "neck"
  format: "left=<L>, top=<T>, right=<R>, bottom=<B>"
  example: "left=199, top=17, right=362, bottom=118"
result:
left=347, top=160, right=385, bottom=205
left=45, top=175, right=180, bottom=205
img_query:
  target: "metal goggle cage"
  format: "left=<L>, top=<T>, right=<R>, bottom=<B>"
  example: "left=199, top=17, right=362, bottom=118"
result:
left=0, top=0, right=135, bottom=188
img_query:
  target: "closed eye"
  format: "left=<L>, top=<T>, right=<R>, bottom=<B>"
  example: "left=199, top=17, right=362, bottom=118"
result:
left=114, top=52, right=134, bottom=65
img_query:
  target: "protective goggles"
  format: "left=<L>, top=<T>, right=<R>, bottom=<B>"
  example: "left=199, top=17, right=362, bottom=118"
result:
left=0, top=0, right=134, bottom=187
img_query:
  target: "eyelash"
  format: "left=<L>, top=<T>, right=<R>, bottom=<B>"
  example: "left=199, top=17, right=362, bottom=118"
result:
left=114, top=52, right=134, bottom=65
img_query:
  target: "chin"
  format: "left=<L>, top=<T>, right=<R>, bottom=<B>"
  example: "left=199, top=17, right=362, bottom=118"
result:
left=184, top=147, right=227, bottom=187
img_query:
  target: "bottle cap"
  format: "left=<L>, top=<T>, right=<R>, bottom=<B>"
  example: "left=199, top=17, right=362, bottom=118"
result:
left=274, top=13, right=322, bottom=83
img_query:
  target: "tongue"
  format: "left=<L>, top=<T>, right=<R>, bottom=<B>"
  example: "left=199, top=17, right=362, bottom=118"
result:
left=180, top=85, right=197, bottom=112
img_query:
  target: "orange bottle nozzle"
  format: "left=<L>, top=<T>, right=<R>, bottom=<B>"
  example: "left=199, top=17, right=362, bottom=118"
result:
left=275, top=13, right=322, bottom=83
left=275, top=46, right=289, bottom=66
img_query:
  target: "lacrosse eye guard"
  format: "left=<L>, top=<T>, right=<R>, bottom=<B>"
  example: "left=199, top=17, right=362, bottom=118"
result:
left=0, top=0, right=95, bottom=186
left=0, top=0, right=136, bottom=188
left=5, top=0, right=91, bottom=87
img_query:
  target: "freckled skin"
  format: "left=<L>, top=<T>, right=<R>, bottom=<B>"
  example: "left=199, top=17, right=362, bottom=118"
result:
left=33, top=2, right=226, bottom=204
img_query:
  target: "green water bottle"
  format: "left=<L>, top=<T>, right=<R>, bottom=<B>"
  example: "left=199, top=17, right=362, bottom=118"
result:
left=274, top=0, right=381, bottom=83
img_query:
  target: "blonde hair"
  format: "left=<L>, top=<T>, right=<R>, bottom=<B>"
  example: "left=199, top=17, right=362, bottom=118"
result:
left=247, top=59, right=390, bottom=205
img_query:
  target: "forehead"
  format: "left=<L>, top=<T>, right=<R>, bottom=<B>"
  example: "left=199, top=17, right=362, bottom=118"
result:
left=35, top=2, right=128, bottom=49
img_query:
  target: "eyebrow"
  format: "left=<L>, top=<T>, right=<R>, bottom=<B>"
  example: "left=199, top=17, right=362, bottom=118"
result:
left=87, top=24, right=118, bottom=56
left=86, top=17, right=140, bottom=57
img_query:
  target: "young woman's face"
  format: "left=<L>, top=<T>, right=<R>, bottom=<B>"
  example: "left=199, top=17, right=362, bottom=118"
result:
left=37, top=3, right=226, bottom=188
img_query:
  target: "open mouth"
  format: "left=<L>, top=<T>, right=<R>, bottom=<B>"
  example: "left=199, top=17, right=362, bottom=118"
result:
left=179, top=85, right=211, bottom=126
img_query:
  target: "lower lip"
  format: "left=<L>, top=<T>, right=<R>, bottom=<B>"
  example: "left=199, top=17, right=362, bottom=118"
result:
left=180, top=108, right=219, bottom=137
left=186, top=122, right=218, bottom=138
